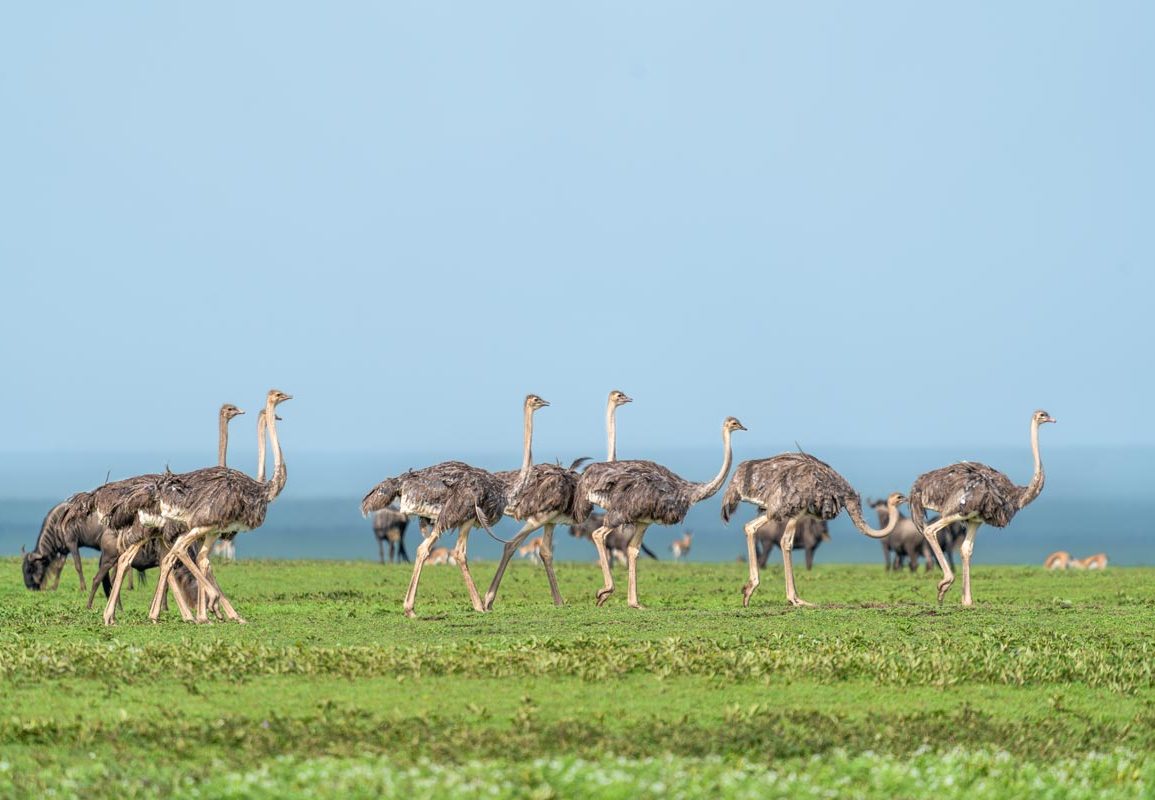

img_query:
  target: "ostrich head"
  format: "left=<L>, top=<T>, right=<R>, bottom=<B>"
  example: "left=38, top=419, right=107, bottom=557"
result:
left=220, top=403, right=245, bottom=421
left=609, top=390, right=632, bottom=407
left=268, top=389, right=293, bottom=407
left=525, top=394, right=550, bottom=411
left=723, top=417, right=747, bottom=433
left=1033, top=410, right=1057, bottom=425
left=885, top=491, right=907, bottom=508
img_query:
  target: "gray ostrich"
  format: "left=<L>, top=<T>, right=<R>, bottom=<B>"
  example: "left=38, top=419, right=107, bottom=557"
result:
left=361, top=394, right=545, bottom=618
left=142, top=390, right=292, bottom=624
left=482, top=455, right=590, bottom=609
left=481, top=389, right=630, bottom=610
left=909, top=409, right=1057, bottom=606
left=721, top=452, right=905, bottom=607
left=573, top=416, right=746, bottom=609
left=98, top=401, right=260, bottom=624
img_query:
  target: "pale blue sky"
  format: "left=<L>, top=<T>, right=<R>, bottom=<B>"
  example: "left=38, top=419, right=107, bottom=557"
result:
left=1, top=2, right=1152, bottom=463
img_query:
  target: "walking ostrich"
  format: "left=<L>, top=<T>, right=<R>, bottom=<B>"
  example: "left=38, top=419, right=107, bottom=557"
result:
left=721, top=452, right=905, bottom=607
left=574, top=416, right=746, bottom=609
left=144, top=390, right=291, bottom=623
left=910, top=409, right=1057, bottom=606
left=98, top=402, right=255, bottom=624
left=481, top=453, right=590, bottom=610
left=361, top=394, right=545, bottom=618
left=484, top=389, right=633, bottom=608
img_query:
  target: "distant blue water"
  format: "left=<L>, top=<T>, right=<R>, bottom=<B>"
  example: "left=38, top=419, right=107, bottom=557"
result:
left=2, top=446, right=1151, bottom=566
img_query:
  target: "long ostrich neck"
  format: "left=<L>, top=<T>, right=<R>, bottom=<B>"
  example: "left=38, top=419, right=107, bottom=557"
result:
left=846, top=497, right=902, bottom=539
left=511, top=404, right=536, bottom=501
left=256, top=411, right=268, bottom=483
left=606, top=399, right=618, bottom=462
left=265, top=400, right=286, bottom=502
left=1017, top=419, right=1045, bottom=509
left=218, top=410, right=230, bottom=468
left=690, top=426, right=734, bottom=503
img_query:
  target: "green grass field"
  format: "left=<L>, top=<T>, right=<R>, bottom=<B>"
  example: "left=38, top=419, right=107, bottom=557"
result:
left=2, top=558, right=1153, bottom=798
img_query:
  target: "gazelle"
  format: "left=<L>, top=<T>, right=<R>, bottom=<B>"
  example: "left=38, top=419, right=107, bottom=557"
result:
left=1071, top=553, right=1108, bottom=570
left=670, top=531, right=693, bottom=561
left=517, top=537, right=543, bottom=565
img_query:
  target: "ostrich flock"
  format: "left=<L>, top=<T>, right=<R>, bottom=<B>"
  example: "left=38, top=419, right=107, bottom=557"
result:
left=21, top=388, right=1057, bottom=622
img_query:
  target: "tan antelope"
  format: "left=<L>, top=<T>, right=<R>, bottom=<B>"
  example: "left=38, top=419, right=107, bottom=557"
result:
left=517, top=537, right=543, bottom=565
left=670, top=531, right=693, bottom=561
left=426, top=547, right=455, bottom=566
left=1044, top=551, right=1072, bottom=570
left=1071, top=553, right=1108, bottom=570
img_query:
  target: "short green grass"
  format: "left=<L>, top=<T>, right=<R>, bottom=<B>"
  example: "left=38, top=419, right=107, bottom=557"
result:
left=2, top=558, right=1152, bottom=798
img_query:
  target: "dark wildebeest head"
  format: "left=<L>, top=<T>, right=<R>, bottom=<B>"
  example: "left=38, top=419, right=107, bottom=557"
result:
left=22, top=549, right=52, bottom=590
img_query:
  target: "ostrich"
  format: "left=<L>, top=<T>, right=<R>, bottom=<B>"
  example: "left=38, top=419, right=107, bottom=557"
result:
left=98, top=402, right=255, bottom=624
left=207, top=408, right=281, bottom=568
left=574, top=416, right=746, bottom=608
left=721, top=452, right=906, bottom=607
left=481, top=454, right=590, bottom=610
left=483, top=389, right=632, bottom=608
left=361, top=394, right=545, bottom=618
left=144, top=390, right=292, bottom=623
left=753, top=516, right=830, bottom=571
left=910, top=409, right=1057, bottom=606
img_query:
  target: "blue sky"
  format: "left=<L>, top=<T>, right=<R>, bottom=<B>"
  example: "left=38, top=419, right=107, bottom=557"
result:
left=1, top=2, right=1152, bottom=463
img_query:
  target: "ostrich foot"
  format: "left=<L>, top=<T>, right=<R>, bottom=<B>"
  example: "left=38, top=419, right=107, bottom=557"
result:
left=552, top=596, right=565, bottom=607
left=937, top=578, right=953, bottom=603
left=788, top=597, right=814, bottom=608
left=596, top=587, right=614, bottom=607
left=961, top=596, right=973, bottom=608
left=481, top=592, right=497, bottom=611
left=627, top=601, right=647, bottom=610
left=403, top=607, right=416, bottom=619
left=741, top=582, right=757, bottom=608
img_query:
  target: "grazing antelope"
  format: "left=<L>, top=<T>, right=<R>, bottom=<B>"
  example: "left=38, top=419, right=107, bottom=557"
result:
left=670, top=531, right=693, bottom=561
left=426, top=547, right=455, bottom=566
left=1071, top=553, right=1108, bottom=570
left=211, top=538, right=236, bottom=563
left=1044, top=551, right=1072, bottom=570
left=518, top=537, right=543, bottom=565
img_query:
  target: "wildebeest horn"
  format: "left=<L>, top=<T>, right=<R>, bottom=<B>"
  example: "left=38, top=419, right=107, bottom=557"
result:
left=21, top=544, right=26, bottom=555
